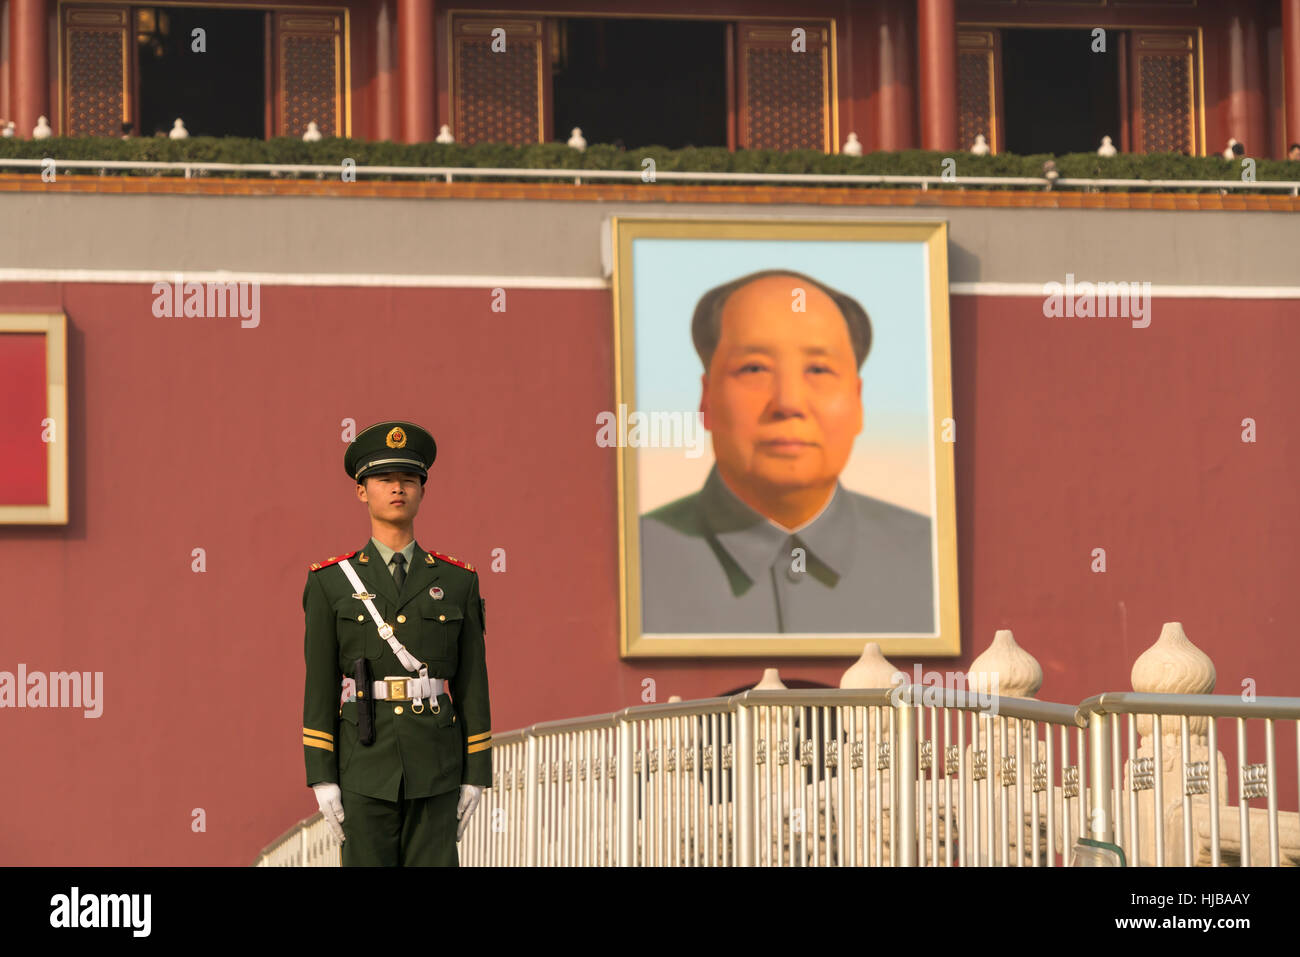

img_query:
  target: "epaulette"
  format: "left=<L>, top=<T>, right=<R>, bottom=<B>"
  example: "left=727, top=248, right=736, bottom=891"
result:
left=429, top=550, right=475, bottom=572
left=309, top=550, right=357, bottom=572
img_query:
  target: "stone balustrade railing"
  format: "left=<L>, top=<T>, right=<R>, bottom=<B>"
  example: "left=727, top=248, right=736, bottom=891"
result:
left=255, top=622, right=1299, bottom=867
left=836, top=623, right=1299, bottom=867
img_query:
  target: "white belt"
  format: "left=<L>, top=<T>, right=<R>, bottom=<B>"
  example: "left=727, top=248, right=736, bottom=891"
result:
left=372, top=675, right=445, bottom=702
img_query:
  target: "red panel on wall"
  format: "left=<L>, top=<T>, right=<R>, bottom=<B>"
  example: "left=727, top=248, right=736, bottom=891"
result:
left=0, top=332, right=47, bottom=504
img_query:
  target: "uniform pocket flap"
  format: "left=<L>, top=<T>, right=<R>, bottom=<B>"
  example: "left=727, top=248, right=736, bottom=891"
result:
left=422, top=606, right=464, bottom=623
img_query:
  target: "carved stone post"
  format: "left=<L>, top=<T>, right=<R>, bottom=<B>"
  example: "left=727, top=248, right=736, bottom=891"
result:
left=839, top=643, right=907, bottom=863
left=966, top=629, right=1043, bottom=865
left=1126, top=622, right=1225, bottom=866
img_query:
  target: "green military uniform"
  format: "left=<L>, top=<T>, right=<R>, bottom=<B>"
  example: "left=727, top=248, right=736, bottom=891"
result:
left=302, top=422, right=492, bottom=866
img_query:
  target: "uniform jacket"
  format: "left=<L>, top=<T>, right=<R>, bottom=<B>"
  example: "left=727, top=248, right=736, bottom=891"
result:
left=302, top=540, right=492, bottom=801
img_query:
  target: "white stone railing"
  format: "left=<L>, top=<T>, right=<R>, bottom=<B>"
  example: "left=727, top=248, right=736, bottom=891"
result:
left=253, top=812, right=338, bottom=867
left=255, top=623, right=1300, bottom=866
left=3, top=157, right=1299, bottom=195
left=1076, top=622, right=1300, bottom=866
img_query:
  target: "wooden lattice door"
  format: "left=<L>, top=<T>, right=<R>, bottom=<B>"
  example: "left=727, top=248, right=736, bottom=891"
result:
left=62, top=4, right=131, bottom=136
left=272, top=11, right=345, bottom=138
left=452, top=16, right=546, bottom=146
left=957, top=29, right=1001, bottom=154
left=735, top=21, right=831, bottom=151
left=1129, top=30, right=1199, bottom=154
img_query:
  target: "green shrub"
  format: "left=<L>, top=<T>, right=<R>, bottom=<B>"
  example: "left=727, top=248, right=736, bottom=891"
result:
left=1, top=136, right=1296, bottom=187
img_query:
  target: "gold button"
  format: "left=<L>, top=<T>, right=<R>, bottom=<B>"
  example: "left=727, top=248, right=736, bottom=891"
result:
left=439, top=614, right=446, bottom=621
left=357, top=615, right=364, bottom=621
left=394, top=705, right=404, bottom=715
left=397, top=615, right=406, bottom=623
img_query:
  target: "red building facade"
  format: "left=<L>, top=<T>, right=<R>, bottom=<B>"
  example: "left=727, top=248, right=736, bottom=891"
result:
left=2, top=2, right=1299, bottom=868
left=2, top=0, right=1298, bottom=157
left=1, top=179, right=1298, bottom=862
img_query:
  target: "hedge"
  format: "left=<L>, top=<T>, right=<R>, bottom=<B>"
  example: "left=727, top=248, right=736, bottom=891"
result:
left=1, top=136, right=1297, bottom=186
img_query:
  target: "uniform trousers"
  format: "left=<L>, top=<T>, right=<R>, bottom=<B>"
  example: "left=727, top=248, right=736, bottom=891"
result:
left=340, top=782, right=460, bottom=866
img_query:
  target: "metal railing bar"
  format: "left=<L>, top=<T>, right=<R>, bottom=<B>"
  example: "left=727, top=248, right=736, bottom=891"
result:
left=1079, top=693, right=1300, bottom=722
left=3, top=158, right=1297, bottom=193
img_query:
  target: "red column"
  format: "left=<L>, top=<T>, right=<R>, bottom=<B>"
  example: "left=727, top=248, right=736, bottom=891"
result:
left=1284, top=0, right=1300, bottom=153
left=9, top=0, right=48, bottom=138
left=1, top=0, right=11, bottom=121
left=375, top=0, right=398, bottom=141
left=1117, top=32, right=1131, bottom=154
left=916, top=0, right=956, bottom=150
left=1226, top=8, right=1267, bottom=156
left=399, top=0, right=435, bottom=143
left=724, top=22, right=736, bottom=150
left=876, top=0, right=917, bottom=150
left=838, top=0, right=861, bottom=149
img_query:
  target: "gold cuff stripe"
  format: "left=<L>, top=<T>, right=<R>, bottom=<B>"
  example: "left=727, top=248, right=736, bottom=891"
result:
left=303, top=737, right=335, bottom=752
left=467, top=731, right=492, bottom=743
left=303, top=728, right=334, bottom=742
left=467, top=741, right=491, bottom=754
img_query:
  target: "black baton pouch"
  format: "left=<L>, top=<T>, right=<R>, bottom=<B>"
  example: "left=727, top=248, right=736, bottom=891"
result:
left=353, top=657, right=375, bottom=746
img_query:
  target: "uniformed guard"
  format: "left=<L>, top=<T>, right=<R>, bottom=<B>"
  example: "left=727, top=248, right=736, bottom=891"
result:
left=302, top=420, right=492, bottom=866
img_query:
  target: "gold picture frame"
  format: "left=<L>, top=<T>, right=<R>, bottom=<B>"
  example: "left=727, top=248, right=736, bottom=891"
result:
left=613, top=218, right=958, bottom=658
left=0, top=314, right=69, bottom=525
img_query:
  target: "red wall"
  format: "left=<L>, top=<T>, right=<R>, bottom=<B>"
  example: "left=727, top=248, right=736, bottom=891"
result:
left=0, top=281, right=1296, bottom=864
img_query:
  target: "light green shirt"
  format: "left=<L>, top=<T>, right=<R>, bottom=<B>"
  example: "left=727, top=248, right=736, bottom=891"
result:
left=369, top=537, right=416, bottom=581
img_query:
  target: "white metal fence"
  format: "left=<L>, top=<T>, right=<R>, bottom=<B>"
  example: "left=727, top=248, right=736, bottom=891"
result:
left=254, top=811, right=340, bottom=867
left=255, top=686, right=1300, bottom=867
left=1077, top=692, right=1300, bottom=867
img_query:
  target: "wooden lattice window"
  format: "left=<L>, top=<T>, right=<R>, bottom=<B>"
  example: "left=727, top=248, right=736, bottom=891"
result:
left=957, top=30, right=1000, bottom=154
left=736, top=21, right=830, bottom=152
left=62, top=5, right=131, bottom=137
left=1130, top=30, right=1198, bottom=154
left=274, top=11, right=344, bottom=138
left=452, top=17, right=545, bottom=146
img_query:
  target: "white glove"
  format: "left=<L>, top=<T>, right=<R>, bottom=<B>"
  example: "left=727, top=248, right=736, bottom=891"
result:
left=313, top=783, right=346, bottom=844
left=456, top=784, right=483, bottom=842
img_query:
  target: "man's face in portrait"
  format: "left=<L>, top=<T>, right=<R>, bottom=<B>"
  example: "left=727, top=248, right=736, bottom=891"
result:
left=357, top=471, right=424, bottom=523
left=700, top=274, right=863, bottom=507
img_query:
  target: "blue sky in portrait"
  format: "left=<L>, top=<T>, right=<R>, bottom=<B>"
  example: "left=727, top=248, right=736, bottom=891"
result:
left=631, top=237, right=936, bottom=516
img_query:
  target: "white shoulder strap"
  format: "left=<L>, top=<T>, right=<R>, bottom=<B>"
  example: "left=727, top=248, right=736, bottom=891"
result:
left=337, top=559, right=433, bottom=708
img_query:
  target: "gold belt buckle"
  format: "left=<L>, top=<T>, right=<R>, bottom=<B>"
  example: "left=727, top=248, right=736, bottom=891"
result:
left=385, top=677, right=409, bottom=701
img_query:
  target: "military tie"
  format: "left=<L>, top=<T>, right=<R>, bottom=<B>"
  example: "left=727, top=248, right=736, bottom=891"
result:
left=391, top=551, right=406, bottom=590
